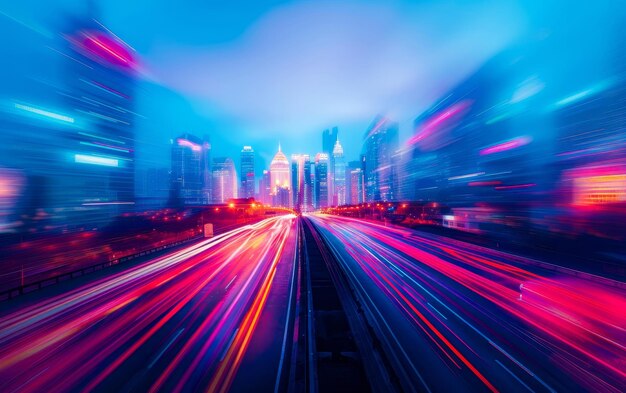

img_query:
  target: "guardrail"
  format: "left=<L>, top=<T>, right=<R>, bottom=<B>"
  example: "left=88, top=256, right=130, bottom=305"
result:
left=300, top=217, right=398, bottom=393
left=0, top=235, right=201, bottom=302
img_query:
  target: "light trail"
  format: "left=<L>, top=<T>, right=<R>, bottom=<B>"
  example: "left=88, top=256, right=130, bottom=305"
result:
left=308, top=214, right=626, bottom=392
left=0, top=215, right=298, bottom=392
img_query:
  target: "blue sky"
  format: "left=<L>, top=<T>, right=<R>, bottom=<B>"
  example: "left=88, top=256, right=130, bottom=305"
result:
left=1, top=0, right=622, bottom=174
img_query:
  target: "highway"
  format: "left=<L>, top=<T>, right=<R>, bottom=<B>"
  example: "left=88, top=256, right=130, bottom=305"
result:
left=307, top=214, right=626, bottom=393
left=2, top=213, right=625, bottom=393
left=0, top=215, right=298, bottom=393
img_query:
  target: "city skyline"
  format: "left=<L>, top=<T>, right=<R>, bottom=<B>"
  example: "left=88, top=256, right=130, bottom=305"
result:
left=160, top=119, right=401, bottom=210
left=3, top=0, right=614, bottom=201
left=6, top=0, right=608, bottom=176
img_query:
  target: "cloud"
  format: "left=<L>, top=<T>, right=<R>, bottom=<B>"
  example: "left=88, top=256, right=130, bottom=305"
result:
left=146, top=0, right=524, bottom=137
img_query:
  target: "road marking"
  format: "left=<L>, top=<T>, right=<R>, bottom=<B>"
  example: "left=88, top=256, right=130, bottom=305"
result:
left=427, top=302, right=447, bottom=320
left=148, top=328, right=184, bottom=369
left=219, top=328, right=239, bottom=362
left=495, top=359, right=534, bottom=392
left=225, top=275, right=237, bottom=290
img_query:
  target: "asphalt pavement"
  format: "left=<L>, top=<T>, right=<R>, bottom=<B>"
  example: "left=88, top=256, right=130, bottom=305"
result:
left=0, top=215, right=298, bottom=393
left=307, top=214, right=626, bottom=393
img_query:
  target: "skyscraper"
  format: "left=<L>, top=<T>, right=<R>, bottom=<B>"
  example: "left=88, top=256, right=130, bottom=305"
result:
left=259, top=170, right=271, bottom=204
left=333, top=139, right=346, bottom=206
left=58, top=15, right=138, bottom=227
left=170, top=134, right=204, bottom=205
left=212, top=157, right=237, bottom=203
left=362, top=117, right=399, bottom=202
left=291, top=154, right=313, bottom=212
left=346, top=160, right=361, bottom=205
left=270, top=143, right=290, bottom=207
left=322, top=127, right=338, bottom=154
left=240, top=146, right=255, bottom=198
left=322, top=127, right=338, bottom=204
left=349, top=168, right=364, bottom=205
left=202, top=136, right=212, bottom=204
left=314, top=153, right=329, bottom=209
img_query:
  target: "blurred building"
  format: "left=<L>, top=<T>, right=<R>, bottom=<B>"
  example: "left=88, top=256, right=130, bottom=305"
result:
left=405, top=49, right=549, bottom=207
left=56, top=16, right=139, bottom=229
left=314, top=153, right=329, bottom=209
left=212, top=157, right=237, bottom=203
left=291, top=154, right=313, bottom=212
left=258, top=170, right=272, bottom=205
left=349, top=168, right=364, bottom=205
left=274, top=186, right=290, bottom=208
left=170, top=134, right=204, bottom=205
left=136, top=168, right=169, bottom=209
left=400, top=40, right=626, bottom=240
left=322, top=127, right=338, bottom=203
left=346, top=160, right=364, bottom=205
left=240, top=146, right=255, bottom=198
left=362, top=117, right=399, bottom=202
left=333, top=139, right=346, bottom=206
left=202, top=136, right=212, bottom=204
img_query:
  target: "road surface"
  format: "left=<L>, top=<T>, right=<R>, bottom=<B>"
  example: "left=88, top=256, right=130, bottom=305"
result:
left=307, top=214, right=626, bottom=393
left=0, top=215, right=298, bottom=393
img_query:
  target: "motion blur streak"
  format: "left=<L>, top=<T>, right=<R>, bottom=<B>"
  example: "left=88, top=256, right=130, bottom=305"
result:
left=307, top=214, right=626, bottom=392
left=0, top=215, right=297, bottom=392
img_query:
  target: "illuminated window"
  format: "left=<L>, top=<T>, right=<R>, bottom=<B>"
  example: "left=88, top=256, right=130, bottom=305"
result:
left=573, top=174, right=626, bottom=205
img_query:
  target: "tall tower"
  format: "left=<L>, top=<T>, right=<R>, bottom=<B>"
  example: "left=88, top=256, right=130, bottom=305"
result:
left=60, top=14, right=138, bottom=226
left=322, top=127, right=338, bottom=204
left=202, top=136, right=212, bottom=204
left=291, top=154, right=312, bottom=212
left=212, top=157, right=237, bottom=203
left=333, top=139, right=346, bottom=206
left=362, top=117, right=399, bottom=202
left=240, top=146, right=255, bottom=198
left=269, top=143, right=290, bottom=207
left=314, top=153, right=329, bottom=209
left=346, top=160, right=362, bottom=204
left=259, top=170, right=271, bottom=204
left=322, top=127, right=338, bottom=156
left=170, top=134, right=203, bottom=205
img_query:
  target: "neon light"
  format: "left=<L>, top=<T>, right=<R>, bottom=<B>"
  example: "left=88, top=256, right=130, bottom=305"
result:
left=74, top=154, right=119, bottom=167
left=14, top=103, right=74, bottom=123
left=78, top=132, right=125, bottom=144
left=495, top=183, right=536, bottom=190
left=573, top=174, right=626, bottom=205
left=88, top=35, right=129, bottom=64
left=555, top=90, right=592, bottom=107
left=485, top=111, right=514, bottom=125
left=510, top=76, right=544, bottom=104
left=448, top=172, right=484, bottom=181
left=554, top=80, right=612, bottom=108
left=408, top=101, right=471, bottom=145
left=468, top=181, right=501, bottom=186
left=480, top=136, right=532, bottom=156
left=177, top=138, right=202, bottom=152
left=82, top=202, right=135, bottom=206
left=75, top=30, right=136, bottom=70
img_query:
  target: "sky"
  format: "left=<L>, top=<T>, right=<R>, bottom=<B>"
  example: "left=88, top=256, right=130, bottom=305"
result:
left=1, top=0, right=622, bottom=175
